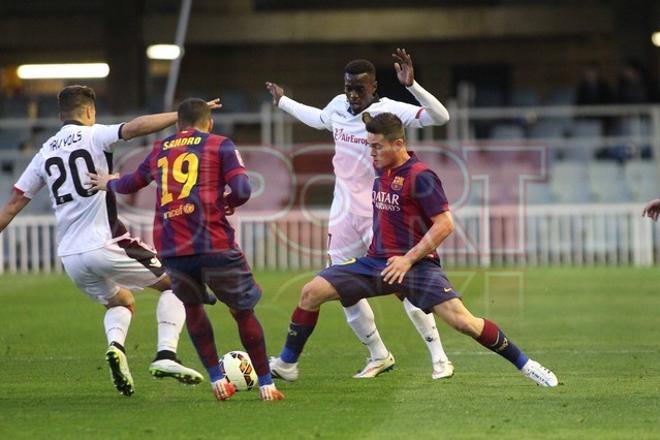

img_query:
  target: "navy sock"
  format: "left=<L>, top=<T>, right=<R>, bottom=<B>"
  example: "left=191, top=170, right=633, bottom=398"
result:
left=280, top=307, right=319, bottom=363
left=258, top=373, right=273, bottom=386
left=475, top=319, right=529, bottom=369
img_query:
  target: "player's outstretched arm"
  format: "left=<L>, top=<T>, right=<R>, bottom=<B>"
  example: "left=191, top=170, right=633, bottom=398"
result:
left=121, top=99, right=222, bottom=140
left=392, top=48, right=450, bottom=125
left=642, top=198, right=660, bottom=222
left=88, top=172, right=120, bottom=192
left=265, top=82, right=328, bottom=130
left=381, top=211, right=454, bottom=284
left=0, top=191, right=31, bottom=233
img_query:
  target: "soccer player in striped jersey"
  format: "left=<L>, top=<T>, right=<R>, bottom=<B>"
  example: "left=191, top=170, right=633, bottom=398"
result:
left=89, top=98, right=284, bottom=401
left=0, top=85, right=211, bottom=396
left=271, top=112, right=559, bottom=387
left=267, top=48, right=453, bottom=379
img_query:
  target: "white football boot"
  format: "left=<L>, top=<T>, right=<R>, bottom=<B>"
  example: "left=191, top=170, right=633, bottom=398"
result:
left=431, top=360, right=455, bottom=380
left=269, top=356, right=299, bottom=381
left=353, top=352, right=396, bottom=378
left=520, top=359, right=558, bottom=387
left=149, top=358, right=204, bottom=385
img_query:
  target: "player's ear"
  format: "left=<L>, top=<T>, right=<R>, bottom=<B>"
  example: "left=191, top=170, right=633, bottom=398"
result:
left=208, top=117, right=214, bottom=133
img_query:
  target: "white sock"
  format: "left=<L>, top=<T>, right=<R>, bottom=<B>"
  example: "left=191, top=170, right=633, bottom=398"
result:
left=403, top=297, right=448, bottom=363
left=156, top=289, right=185, bottom=353
left=343, top=299, right=389, bottom=360
left=104, top=306, right=132, bottom=347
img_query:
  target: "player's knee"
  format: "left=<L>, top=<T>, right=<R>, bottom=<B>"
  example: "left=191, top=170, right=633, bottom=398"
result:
left=300, top=282, right=325, bottom=309
left=106, top=288, right=135, bottom=310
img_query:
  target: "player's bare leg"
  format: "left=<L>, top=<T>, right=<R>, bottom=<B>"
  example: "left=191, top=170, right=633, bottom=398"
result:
left=432, top=298, right=557, bottom=387
left=271, top=276, right=340, bottom=381
left=147, top=276, right=203, bottom=384
left=402, top=297, right=453, bottom=379
left=104, top=288, right=136, bottom=396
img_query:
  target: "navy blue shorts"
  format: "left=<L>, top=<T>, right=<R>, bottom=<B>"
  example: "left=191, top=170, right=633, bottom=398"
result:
left=163, top=248, right=261, bottom=309
left=318, top=256, right=460, bottom=313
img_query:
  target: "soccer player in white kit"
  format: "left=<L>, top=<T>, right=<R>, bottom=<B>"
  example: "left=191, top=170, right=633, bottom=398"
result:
left=266, top=48, right=454, bottom=379
left=0, top=86, right=219, bottom=396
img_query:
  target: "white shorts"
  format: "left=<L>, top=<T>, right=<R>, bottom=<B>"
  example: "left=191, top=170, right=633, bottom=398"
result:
left=327, top=211, right=373, bottom=265
left=62, top=236, right=166, bottom=305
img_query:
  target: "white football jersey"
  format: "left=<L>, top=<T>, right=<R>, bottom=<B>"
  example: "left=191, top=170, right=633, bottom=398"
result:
left=319, top=95, right=427, bottom=217
left=14, top=122, right=127, bottom=256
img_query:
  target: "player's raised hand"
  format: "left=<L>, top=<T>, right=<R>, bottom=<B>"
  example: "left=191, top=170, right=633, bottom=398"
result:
left=206, top=98, right=222, bottom=110
left=381, top=255, right=413, bottom=285
left=642, top=198, right=660, bottom=222
left=265, top=82, right=284, bottom=106
left=392, top=48, right=414, bottom=87
left=87, top=172, right=119, bottom=192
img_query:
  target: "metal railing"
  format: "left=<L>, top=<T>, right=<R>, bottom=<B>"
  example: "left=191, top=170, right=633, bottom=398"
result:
left=2, top=205, right=657, bottom=274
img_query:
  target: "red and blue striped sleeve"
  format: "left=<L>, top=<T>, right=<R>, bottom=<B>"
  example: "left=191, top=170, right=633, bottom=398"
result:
left=413, top=170, right=449, bottom=218
left=219, top=138, right=247, bottom=182
left=107, top=151, right=154, bottom=194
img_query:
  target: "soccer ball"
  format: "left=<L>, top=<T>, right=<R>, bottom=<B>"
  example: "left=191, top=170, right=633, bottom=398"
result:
left=219, top=351, right=258, bottom=391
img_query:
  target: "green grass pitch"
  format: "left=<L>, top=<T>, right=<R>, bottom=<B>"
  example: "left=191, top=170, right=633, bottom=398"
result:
left=1, top=267, right=659, bottom=439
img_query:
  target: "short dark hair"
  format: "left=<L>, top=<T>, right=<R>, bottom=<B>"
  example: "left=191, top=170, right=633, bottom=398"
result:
left=58, top=85, right=96, bottom=118
left=345, top=59, right=376, bottom=78
left=362, top=112, right=405, bottom=142
left=177, top=98, right=211, bottom=127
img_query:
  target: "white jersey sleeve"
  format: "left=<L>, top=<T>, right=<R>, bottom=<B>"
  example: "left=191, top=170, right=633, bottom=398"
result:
left=14, top=154, right=46, bottom=199
left=382, top=99, right=428, bottom=129
left=91, top=123, right=124, bottom=152
left=278, top=96, right=329, bottom=131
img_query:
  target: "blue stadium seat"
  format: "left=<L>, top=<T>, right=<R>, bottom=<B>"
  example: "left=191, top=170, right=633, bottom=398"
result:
left=510, top=88, right=540, bottom=107
left=550, top=161, right=592, bottom=203
left=624, top=160, right=659, bottom=202
left=588, top=161, right=633, bottom=203
left=220, top=89, right=250, bottom=112
left=36, top=96, right=59, bottom=118
left=0, top=128, right=31, bottom=150
left=544, top=87, right=575, bottom=105
left=490, top=124, right=525, bottom=140
left=525, top=182, right=554, bottom=204
left=528, top=119, right=567, bottom=140
left=1, top=95, right=30, bottom=117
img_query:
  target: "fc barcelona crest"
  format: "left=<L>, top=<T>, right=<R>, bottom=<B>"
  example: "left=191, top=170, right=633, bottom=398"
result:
left=391, top=176, right=405, bottom=191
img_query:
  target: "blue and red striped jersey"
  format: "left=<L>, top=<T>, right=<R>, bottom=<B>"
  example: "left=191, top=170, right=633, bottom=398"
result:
left=109, top=129, right=246, bottom=257
left=368, top=154, right=449, bottom=259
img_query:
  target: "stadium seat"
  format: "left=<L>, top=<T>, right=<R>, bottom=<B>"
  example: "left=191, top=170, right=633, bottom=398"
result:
left=543, top=87, right=575, bottom=105
left=0, top=128, right=31, bottom=150
left=624, top=160, right=659, bottom=202
left=36, top=96, right=60, bottom=118
left=1, top=95, right=30, bottom=117
left=510, top=88, right=540, bottom=107
left=588, top=161, right=633, bottom=203
left=528, top=119, right=567, bottom=140
left=550, top=161, right=592, bottom=203
left=220, top=89, right=250, bottom=112
left=490, top=124, right=525, bottom=140
left=525, top=182, right=554, bottom=204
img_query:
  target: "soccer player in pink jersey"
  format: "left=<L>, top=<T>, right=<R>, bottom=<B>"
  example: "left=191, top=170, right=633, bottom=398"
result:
left=90, top=98, right=284, bottom=401
left=267, top=48, right=454, bottom=379
left=271, top=112, right=558, bottom=387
